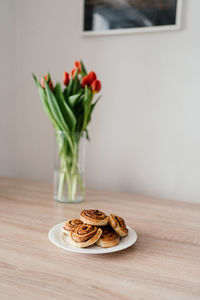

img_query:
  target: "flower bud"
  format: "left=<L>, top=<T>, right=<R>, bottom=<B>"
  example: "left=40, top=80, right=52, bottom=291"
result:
left=63, top=72, right=69, bottom=86
left=87, top=71, right=96, bottom=85
left=91, top=79, right=101, bottom=93
left=70, top=68, right=76, bottom=79
left=74, top=61, right=81, bottom=73
left=41, top=75, right=54, bottom=91
left=81, top=75, right=89, bottom=87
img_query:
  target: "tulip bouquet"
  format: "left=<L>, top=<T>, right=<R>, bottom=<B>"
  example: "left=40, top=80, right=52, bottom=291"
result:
left=33, top=60, right=101, bottom=202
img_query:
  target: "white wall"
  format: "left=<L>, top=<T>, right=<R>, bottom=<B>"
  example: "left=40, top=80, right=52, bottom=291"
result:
left=2, top=0, right=200, bottom=202
left=0, top=0, right=16, bottom=177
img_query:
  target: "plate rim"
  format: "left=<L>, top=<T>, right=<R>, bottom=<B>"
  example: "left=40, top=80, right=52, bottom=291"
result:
left=48, top=222, right=137, bottom=254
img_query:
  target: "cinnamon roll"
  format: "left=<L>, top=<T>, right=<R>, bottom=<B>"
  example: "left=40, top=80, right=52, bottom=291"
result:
left=69, top=224, right=102, bottom=248
left=96, top=225, right=120, bottom=248
left=108, top=214, right=128, bottom=237
left=80, top=209, right=108, bottom=226
left=62, top=219, right=83, bottom=235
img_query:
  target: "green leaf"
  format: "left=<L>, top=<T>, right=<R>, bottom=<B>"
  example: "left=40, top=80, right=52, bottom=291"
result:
left=54, top=83, right=76, bottom=131
left=44, top=81, right=69, bottom=132
left=44, top=81, right=75, bottom=152
left=87, top=95, right=101, bottom=125
left=76, top=112, right=84, bottom=132
left=72, top=69, right=81, bottom=94
left=67, top=78, right=73, bottom=96
left=91, top=96, right=101, bottom=112
left=85, top=128, right=90, bottom=140
left=74, top=97, right=85, bottom=120
left=68, top=92, right=82, bottom=108
left=63, top=87, right=68, bottom=102
left=80, top=60, right=87, bottom=77
left=82, top=86, right=93, bottom=131
left=32, top=74, right=59, bottom=131
left=33, top=74, right=75, bottom=155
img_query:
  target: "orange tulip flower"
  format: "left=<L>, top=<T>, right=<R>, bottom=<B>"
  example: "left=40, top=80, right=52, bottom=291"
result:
left=41, top=75, right=54, bottom=91
left=74, top=61, right=81, bottom=73
left=70, top=68, right=77, bottom=79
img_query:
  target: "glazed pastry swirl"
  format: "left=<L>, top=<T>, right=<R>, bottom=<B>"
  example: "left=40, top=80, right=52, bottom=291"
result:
left=69, top=224, right=102, bottom=248
left=82, top=210, right=106, bottom=220
left=115, top=216, right=126, bottom=229
left=72, top=224, right=98, bottom=242
left=100, top=225, right=118, bottom=239
left=62, top=219, right=83, bottom=235
left=80, top=210, right=108, bottom=226
left=108, top=214, right=128, bottom=237
left=96, top=225, right=120, bottom=248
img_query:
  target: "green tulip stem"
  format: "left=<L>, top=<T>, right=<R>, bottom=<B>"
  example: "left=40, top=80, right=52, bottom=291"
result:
left=56, top=134, right=84, bottom=202
left=57, top=170, right=66, bottom=201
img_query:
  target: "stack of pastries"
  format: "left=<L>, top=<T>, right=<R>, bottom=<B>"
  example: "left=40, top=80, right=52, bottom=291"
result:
left=62, top=209, right=128, bottom=248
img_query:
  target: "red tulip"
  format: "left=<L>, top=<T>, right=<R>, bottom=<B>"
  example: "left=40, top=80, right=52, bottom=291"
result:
left=91, top=79, right=101, bottom=93
left=87, top=71, right=96, bottom=85
left=48, top=80, right=54, bottom=91
left=74, top=61, right=81, bottom=73
left=63, top=72, right=69, bottom=86
left=81, top=75, right=90, bottom=87
left=70, top=68, right=76, bottom=79
left=41, top=75, right=54, bottom=91
left=81, top=71, right=97, bottom=88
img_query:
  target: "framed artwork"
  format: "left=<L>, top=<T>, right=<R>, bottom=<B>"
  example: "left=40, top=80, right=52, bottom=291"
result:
left=82, top=0, right=182, bottom=36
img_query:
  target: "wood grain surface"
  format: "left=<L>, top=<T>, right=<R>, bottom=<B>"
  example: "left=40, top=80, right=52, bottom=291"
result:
left=0, top=177, right=200, bottom=300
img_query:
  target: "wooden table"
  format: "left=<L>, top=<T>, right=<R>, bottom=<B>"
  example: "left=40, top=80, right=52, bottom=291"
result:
left=0, top=178, right=200, bottom=300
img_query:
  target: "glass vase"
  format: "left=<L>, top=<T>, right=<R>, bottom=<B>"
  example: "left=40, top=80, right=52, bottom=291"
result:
left=54, top=131, right=86, bottom=203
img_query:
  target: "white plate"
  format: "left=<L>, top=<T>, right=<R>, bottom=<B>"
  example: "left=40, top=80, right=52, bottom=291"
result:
left=48, top=222, right=137, bottom=254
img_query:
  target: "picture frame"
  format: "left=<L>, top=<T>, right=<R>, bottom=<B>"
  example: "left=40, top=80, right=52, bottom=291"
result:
left=82, top=0, right=182, bottom=36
